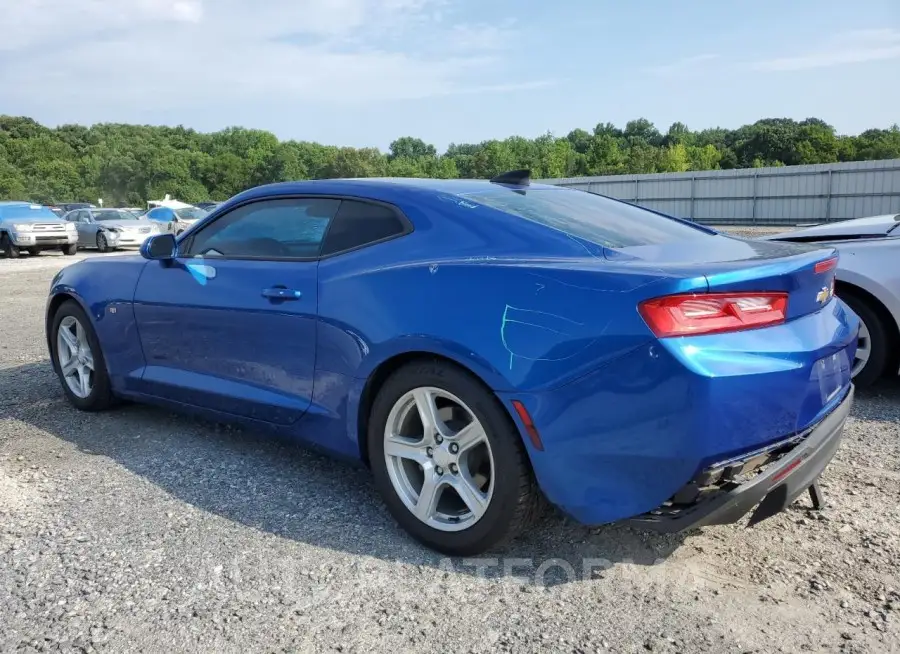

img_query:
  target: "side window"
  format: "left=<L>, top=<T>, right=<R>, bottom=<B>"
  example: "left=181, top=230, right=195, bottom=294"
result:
left=183, top=198, right=341, bottom=259
left=320, top=200, right=408, bottom=256
left=146, top=208, right=171, bottom=223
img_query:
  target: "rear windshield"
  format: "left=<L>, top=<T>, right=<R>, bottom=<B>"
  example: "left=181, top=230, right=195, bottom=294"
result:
left=0, top=205, right=60, bottom=221
left=459, top=188, right=710, bottom=248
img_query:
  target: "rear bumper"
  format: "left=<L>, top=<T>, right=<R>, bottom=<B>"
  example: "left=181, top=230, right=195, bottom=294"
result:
left=629, top=384, right=853, bottom=532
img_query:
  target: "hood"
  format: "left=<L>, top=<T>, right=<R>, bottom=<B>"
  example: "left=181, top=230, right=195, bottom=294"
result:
left=761, top=214, right=900, bottom=242
left=98, top=220, right=155, bottom=230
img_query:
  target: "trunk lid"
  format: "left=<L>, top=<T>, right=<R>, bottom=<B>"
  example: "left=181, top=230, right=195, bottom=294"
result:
left=607, top=235, right=839, bottom=321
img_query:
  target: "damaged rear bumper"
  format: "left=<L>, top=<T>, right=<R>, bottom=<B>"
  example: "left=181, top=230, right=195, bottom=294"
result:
left=629, top=384, right=854, bottom=533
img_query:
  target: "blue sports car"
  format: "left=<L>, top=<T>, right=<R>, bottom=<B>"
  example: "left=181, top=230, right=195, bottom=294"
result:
left=46, top=171, right=858, bottom=555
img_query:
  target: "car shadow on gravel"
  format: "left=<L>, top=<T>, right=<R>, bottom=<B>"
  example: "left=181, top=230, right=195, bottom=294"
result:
left=23, top=360, right=892, bottom=586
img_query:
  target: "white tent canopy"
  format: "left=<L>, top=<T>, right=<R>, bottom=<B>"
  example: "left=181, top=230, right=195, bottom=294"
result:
left=147, top=194, right=193, bottom=209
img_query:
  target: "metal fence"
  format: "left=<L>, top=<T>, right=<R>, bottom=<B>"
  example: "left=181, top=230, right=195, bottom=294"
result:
left=540, top=158, right=900, bottom=226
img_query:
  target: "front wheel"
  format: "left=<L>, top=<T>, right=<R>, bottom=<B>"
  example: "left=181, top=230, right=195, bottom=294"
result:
left=368, top=360, right=541, bottom=556
left=96, top=232, right=110, bottom=253
left=1, top=233, right=20, bottom=259
left=50, top=300, right=115, bottom=411
left=841, top=293, right=890, bottom=389
left=27, top=248, right=41, bottom=256
left=61, top=244, right=78, bottom=256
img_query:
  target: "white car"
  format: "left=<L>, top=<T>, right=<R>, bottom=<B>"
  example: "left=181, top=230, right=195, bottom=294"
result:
left=763, top=214, right=900, bottom=388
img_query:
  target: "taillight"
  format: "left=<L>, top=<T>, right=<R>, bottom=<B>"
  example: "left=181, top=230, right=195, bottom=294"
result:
left=639, top=292, right=788, bottom=338
left=814, top=256, right=838, bottom=274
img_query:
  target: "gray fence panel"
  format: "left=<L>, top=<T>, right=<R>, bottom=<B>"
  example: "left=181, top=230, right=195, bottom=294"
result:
left=540, top=159, right=900, bottom=225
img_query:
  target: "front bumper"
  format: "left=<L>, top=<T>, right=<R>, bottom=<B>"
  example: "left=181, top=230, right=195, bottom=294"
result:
left=11, top=232, right=77, bottom=247
left=108, top=230, right=155, bottom=247
left=629, top=384, right=853, bottom=532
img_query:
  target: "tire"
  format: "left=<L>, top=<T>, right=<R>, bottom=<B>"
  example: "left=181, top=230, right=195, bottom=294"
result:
left=368, top=359, right=541, bottom=556
left=840, top=292, right=889, bottom=389
left=1, top=233, right=21, bottom=259
left=96, top=232, right=109, bottom=253
left=49, top=300, right=115, bottom=411
left=27, top=248, right=41, bottom=256
left=61, top=244, right=78, bottom=256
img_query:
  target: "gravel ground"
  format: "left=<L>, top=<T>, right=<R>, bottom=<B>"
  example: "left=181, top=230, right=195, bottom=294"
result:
left=1, top=245, right=899, bottom=654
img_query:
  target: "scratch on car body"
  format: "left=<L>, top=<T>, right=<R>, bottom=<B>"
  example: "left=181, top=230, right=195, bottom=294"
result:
left=500, top=304, right=592, bottom=370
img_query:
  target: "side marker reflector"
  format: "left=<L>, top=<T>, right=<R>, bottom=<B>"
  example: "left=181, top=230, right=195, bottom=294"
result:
left=511, top=399, right=544, bottom=451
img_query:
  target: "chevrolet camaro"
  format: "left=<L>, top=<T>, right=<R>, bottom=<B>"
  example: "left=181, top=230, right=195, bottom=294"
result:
left=46, top=171, right=858, bottom=555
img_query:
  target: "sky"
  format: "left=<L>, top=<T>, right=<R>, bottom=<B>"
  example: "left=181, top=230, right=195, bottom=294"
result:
left=1, top=0, right=898, bottom=152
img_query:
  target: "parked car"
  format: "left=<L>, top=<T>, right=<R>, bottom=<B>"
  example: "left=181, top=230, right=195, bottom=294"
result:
left=144, top=205, right=209, bottom=235
left=45, top=173, right=857, bottom=556
left=63, top=208, right=162, bottom=252
left=761, top=214, right=900, bottom=388
left=0, top=201, right=78, bottom=257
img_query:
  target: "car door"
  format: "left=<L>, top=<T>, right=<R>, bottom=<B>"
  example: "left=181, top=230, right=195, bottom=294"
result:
left=71, top=211, right=93, bottom=246
left=131, top=196, right=341, bottom=425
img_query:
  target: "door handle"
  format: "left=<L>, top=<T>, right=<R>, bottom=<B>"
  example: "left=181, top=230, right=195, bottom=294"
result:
left=262, top=286, right=302, bottom=300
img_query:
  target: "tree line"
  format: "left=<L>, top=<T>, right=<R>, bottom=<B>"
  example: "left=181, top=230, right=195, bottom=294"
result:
left=1, top=114, right=898, bottom=206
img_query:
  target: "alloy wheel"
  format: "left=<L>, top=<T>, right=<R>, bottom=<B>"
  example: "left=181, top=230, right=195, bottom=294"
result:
left=852, top=317, right=872, bottom=378
left=383, top=387, right=494, bottom=532
left=56, top=315, right=95, bottom=399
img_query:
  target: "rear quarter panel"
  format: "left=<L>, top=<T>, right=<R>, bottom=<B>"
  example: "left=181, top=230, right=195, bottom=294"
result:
left=834, top=239, right=900, bottom=339
left=315, top=234, right=700, bottom=394
left=48, top=256, right=148, bottom=389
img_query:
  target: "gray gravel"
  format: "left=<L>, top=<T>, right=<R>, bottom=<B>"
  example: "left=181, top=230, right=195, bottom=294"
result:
left=2, top=248, right=899, bottom=654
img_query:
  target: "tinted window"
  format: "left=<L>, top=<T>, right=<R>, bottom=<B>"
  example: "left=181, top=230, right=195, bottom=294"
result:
left=321, top=200, right=407, bottom=256
left=184, top=198, right=341, bottom=259
left=460, top=188, right=709, bottom=248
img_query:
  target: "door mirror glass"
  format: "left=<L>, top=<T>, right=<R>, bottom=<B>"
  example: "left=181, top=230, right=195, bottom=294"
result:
left=141, top=233, right=177, bottom=260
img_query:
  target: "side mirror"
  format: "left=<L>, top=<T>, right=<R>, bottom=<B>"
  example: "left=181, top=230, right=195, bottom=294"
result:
left=141, top=233, right=177, bottom=261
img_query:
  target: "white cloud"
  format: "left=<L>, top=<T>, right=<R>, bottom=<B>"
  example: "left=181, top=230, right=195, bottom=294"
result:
left=0, top=0, right=552, bottom=118
left=749, top=28, right=900, bottom=71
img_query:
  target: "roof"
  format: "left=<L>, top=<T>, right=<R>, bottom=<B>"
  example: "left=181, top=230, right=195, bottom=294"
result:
left=243, top=177, right=563, bottom=198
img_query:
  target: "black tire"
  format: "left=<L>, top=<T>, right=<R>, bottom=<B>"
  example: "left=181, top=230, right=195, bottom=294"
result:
left=49, top=300, right=116, bottom=411
left=1, top=233, right=20, bottom=259
left=27, top=248, right=41, bottom=256
left=840, top=292, right=889, bottom=389
left=368, top=359, right=541, bottom=556
left=96, top=232, right=109, bottom=253
left=61, top=244, right=78, bottom=256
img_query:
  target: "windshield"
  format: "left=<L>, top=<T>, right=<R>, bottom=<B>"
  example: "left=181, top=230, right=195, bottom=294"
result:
left=460, top=188, right=711, bottom=249
left=0, top=205, right=61, bottom=221
left=175, top=207, right=209, bottom=221
left=93, top=209, right=135, bottom=221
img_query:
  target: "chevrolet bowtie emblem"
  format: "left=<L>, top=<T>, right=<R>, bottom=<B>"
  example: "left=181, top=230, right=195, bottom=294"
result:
left=816, top=286, right=831, bottom=304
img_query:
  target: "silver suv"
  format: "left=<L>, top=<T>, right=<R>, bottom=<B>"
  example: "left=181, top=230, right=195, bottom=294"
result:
left=0, top=202, right=79, bottom=258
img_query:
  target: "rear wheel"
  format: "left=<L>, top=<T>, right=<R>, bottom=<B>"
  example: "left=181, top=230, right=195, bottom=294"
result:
left=1, top=233, right=20, bottom=259
left=840, top=292, right=889, bottom=389
left=368, top=360, right=541, bottom=556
